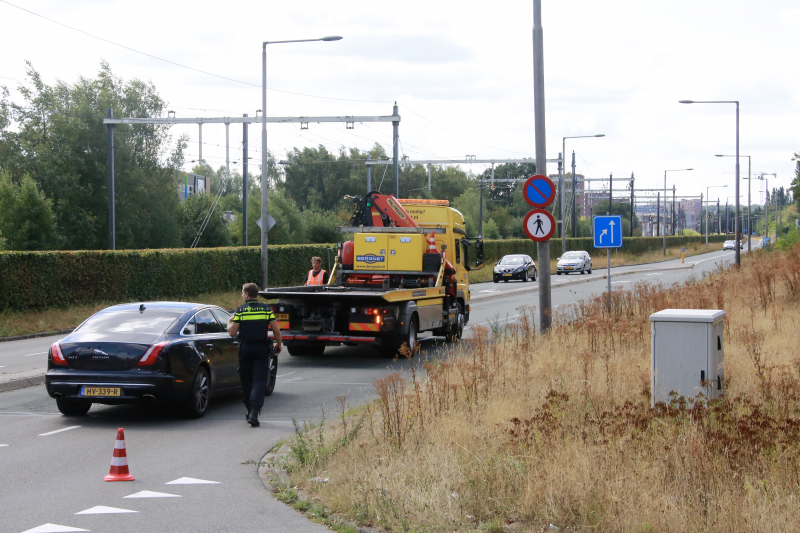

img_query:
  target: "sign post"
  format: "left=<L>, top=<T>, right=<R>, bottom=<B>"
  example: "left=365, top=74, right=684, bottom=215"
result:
left=593, top=215, right=623, bottom=303
left=522, top=175, right=556, bottom=325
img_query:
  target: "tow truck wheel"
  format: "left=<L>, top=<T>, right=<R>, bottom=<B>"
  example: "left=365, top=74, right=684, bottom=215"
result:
left=445, top=303, right=464, bottom=342
left=287, top=343, right=326, bottom=356
left=387, top=317, right=417, bottom=357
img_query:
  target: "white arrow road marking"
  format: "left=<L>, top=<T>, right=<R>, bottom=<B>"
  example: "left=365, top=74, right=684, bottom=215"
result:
left=599, top=229, right=607, bottom=243
left=39, top=426, right=80, bottom=436
left=20, top=524, right=89, bottom=533
left=608, top=220, right=616, bottom=243
left=124, top=490, right=182, bottom=498
left=166, top=477, right=220, bottom=485
left=276, top=370, right=299, bottom=378
left=76, top=506, right=137, bottom=515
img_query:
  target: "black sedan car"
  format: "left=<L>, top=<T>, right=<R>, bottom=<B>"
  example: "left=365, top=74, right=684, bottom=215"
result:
left=493, top=254, right=537, bottom=283
left=45, top=302, right=277, bottom=418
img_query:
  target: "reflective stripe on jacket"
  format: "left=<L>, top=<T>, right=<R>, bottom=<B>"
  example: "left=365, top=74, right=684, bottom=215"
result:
left=305, top=269, right=327, bottom=286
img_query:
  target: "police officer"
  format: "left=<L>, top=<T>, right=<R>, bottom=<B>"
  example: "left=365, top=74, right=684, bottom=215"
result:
left=227, top=283, right=282, bottom=427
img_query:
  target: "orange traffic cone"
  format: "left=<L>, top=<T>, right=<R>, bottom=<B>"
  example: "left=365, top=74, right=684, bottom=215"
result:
left=104, top=428, right=135, bottom=481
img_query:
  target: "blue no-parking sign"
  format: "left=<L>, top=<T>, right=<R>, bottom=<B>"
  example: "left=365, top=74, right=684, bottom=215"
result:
left=522, top=175, right=555, bottom=208
left=593, top=216, right=623, bottom=248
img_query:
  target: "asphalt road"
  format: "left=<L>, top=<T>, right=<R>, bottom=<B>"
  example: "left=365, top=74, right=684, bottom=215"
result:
left=0, top=242, right=758, bottom=533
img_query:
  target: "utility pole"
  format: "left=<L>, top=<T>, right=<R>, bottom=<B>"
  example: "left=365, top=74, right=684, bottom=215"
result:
left=198, top=123, right=203, bottom=165
left=225, top=123, right=230, bottom=180
left=106, top=108, right=115, bottom=250
left=629, top=173, right=635, bottom=237
left=479, top=180, right=484, bottom=238
left=571, top=151, right=577, bottom=238
left=392, top=102, right=399, bottom=197
left=609, top=173, right=613, bottom=208
left=427, top=163, right=432, bottom=191
left=533, top=0, right=551, bottom=332
left=366, top=154, right=371, bottom=192
left=558, top=152, right=564, bottom=248
left=656, top=192, right=660, bottom=237
left=717, top=199, right=720, bottom=234
left=242, top=114, right=248, bottom=246
left=672, top=185, right=676, bottom=236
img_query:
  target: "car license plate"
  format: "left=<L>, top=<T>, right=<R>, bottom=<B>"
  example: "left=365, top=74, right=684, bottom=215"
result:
left=565, top=267, right=573, bottom=270
left=503, top=273, right=511, bottom=277
left=81, top=387, right=121, bottom=397
left=275, top=313, right=289, bottom=320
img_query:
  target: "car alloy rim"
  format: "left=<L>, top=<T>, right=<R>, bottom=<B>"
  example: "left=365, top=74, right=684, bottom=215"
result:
left=195, top=373, right=209, bottom=411
left=409, top=324, right=417, bottom=350
left=268, top=356, right=277, bottom=388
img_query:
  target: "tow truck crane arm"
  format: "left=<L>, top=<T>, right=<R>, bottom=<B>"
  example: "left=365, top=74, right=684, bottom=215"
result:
left=345, top=191, right=420, bottom=228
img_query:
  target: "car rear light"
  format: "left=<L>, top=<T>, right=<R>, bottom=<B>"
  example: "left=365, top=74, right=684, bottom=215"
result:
left=137, top=341, right=169, bottom=366
left=51, top=342, right=68, bottom=365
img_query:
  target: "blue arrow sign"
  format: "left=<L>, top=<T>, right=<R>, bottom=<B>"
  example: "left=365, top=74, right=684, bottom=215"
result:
left=593, top=216, right=623, bottom=248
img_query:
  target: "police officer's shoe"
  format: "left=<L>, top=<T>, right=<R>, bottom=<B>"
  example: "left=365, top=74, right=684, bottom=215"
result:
left=248, top=408, right=260, bottom=427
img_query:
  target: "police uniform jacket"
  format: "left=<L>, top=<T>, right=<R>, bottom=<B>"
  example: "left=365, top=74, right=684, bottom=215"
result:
left=232, top=300, right=275, bottom=345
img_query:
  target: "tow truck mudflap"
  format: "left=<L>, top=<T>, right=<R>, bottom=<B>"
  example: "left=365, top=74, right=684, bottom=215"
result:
left=269, top=333, right=380, bottom=345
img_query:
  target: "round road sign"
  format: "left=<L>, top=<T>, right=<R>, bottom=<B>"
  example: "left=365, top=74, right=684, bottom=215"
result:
left=523, top=209, right=555, bottom=242
left=522, top=174, right=556, bottom=208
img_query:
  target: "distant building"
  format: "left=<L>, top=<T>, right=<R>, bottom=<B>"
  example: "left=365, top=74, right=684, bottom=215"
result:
left=178, top=173, right=210, bottom=201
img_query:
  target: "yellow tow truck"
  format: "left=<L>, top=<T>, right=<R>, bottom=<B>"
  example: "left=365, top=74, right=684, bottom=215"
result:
left=261, top=192, right=484, bottom=355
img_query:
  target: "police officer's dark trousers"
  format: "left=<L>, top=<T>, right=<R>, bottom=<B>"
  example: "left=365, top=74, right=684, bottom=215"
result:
left=238, top=341, right=270, bottom=411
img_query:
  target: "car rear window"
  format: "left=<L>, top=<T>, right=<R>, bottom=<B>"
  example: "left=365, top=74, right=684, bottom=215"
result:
left=78, top=310, right=182, bottom=335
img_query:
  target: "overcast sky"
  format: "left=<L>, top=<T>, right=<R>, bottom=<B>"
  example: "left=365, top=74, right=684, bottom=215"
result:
left=1, top=0, right=798, bottom=206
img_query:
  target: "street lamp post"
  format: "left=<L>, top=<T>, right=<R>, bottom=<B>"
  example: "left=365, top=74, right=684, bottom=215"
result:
left=262, top=35, right=342, bottom=290
left=663, top=168, right=692, bottom=255
left=560, top=134, right=604, bottom=252
left=679, top=100, right=740, bottom=267
left=716, top=154, right=750, bottom=252
left=705, top=184, right=727, bottom=245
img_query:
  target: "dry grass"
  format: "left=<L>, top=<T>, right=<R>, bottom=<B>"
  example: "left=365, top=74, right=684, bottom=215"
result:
left=469, top=241, right=726, bottom=284
left=0, top=289, right=250, bottom=338
left=279, top=244, right=800, bottom=532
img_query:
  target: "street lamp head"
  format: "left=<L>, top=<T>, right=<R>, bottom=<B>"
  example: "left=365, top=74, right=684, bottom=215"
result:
left=715, top=154, right=724, bottom=158
left=595, top=134, right=605, bottom=137
left=321, top=35, right=343, bottom=41
left=678, top=100, right=694, bottom=104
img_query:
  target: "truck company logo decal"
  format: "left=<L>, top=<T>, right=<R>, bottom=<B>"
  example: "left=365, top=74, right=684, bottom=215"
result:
left=385, top=198, right=407, bottom=220
left=412, top=290, right=426, bottom=296
left=357, top=254, right=385, bottom=264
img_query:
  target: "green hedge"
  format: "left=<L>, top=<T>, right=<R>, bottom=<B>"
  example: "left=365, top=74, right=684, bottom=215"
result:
left=0, top=236, right=727, bottom=311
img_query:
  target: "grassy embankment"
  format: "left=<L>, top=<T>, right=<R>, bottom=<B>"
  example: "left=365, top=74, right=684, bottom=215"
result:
left=467, top=239, right=734, bottom=284
left=0, top=240, right=738, bottom=338
left=269, top=243, right=800, bottom=532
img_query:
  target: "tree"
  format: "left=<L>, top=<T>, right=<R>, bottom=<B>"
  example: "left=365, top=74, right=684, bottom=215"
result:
left=0, top=61, right=185, bottom=250
left=791, top=152, right=800, bottom=211
left=177, top=193, right=232, bottom=248
left=0, top=170, right=62, bottom=250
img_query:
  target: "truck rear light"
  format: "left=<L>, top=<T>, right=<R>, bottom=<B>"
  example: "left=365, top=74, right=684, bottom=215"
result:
left=51, top=342, right=68, bottom=366
left=137, top=341, right=169, bottom=366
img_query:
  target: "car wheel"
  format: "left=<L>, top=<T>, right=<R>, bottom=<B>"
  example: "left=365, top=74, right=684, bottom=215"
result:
left=521, top=271, right=527, bottom=282
left=588, top=264, right=592, bottom=274
left=532, top=268, right=537, bottom=281
left=557, top=271, right=561, bottom=275
left=184, top=366, right=210, bottom=419
left=287, top=343, right=326, bottom=356
left=504, top=279, right=509, bottom=283
left=56, top=399, right=91, bottom=416
left=445, top=303, right=464, bottom=342
left=264, top=354, right=278, bottom=396
left=493, top=277, right=499, bottom=283
left=581, top=266, right=585, bottom=274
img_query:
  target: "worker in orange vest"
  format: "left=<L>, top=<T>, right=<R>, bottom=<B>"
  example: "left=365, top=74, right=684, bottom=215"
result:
left=305, top=256, right=329, bottom=286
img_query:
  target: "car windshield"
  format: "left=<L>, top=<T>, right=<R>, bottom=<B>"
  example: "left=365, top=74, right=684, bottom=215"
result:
left=78, top=310, right=183, bottom=335
left=499, top=256, right=525, bottom=265
left=561, top=252, right=583, bottom=260
left=724, top=240, right=734, bottom=244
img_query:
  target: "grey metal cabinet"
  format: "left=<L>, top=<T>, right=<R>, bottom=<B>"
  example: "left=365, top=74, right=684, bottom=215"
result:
left=649, top=309, right=725, bottom=407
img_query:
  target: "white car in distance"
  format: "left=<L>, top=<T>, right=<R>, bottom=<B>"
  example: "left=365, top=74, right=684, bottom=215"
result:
left=556, top=251, right=592, bottom=275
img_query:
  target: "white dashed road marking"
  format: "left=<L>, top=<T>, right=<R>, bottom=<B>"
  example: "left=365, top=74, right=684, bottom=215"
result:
left=276, top=371, right=299, bottom=378
left=611, top=281, right=630, bottom=284
left=0, top=444, right=9, bottom=447
left=124, top=490, right=182, bottom=498
left=24, top=352, right=47, bottom=357
left=20, top=524, right=89, bottom=533
left=165, top=477, right=220, bottom=485
left=75, top=506, right=137, bottom=515
left=38, top=426, right=80, bottom=437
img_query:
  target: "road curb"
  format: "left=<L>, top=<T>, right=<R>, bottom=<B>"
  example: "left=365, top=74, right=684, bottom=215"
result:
left=471, top=264, right=694, bottom=303
left=0, top=328, right=74, bottom=343
left=0, top=374, right=46, bottom=394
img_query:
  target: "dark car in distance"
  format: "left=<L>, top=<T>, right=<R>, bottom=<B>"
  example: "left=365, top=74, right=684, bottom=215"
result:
left=493, top=254, right=537, bottom=283
left=45, top=302, right=277, bottom=418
